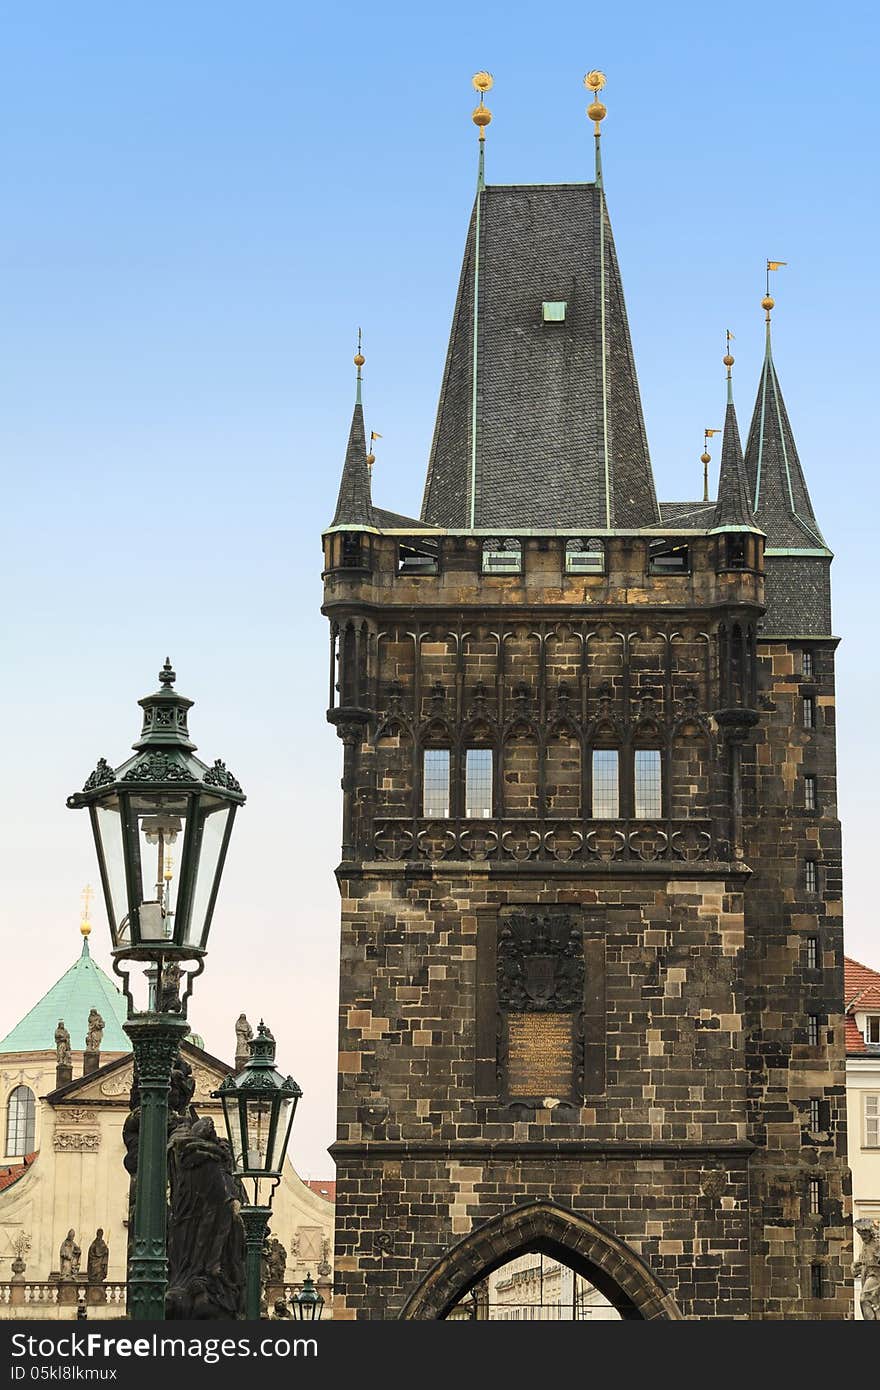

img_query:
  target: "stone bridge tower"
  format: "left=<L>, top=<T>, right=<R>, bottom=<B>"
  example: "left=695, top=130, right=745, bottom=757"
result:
left=321, top=76, right=851, bottom=1319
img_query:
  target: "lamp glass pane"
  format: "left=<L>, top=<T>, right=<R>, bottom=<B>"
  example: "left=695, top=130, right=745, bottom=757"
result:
left=244, top=1095, right=275, bottom=1173
left=221, top=1095, right=246, bottom=1172
left=94, top=800, right=129, bottom=946
left=130, top=792, right=189, bottom=942
left=267, top=1096, right=296, bottom=1171
left=186, top=799, right=231, bottom=948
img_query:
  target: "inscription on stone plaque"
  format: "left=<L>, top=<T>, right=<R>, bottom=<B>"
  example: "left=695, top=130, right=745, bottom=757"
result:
left=507, top=1012, right=574, bottom=1098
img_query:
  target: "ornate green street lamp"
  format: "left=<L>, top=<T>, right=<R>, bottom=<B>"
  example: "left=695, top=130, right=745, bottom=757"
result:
left=213, top=1021, right=302, bottom=1320
left=291, top=1274, right=324, bottom=1321
left=67, top=660, right=245, bottom=1320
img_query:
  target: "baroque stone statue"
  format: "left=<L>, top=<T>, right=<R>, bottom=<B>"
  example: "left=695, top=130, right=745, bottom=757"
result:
left=55, top=1020, right=71, bottom=1067
left=165, top=1114, right=246, bottom=1319
left=59, top=1230, right=81, bottom=1279
left=855, top=1217, right=880, bottom=1321
left=264, top=1235, right=287, bottom=1283
left=85, top=1008, right=105, bottom=1053
left=234, top=1014, right=253, bottom=1068
left=86, top=1229, right=109, bottom=1284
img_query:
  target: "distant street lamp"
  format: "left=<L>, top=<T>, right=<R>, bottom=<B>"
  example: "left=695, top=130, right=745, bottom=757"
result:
left=291, top=1274, right=324, bottom=1322
left=67, top=660, right=245, bottom=1320
left=213, top=1021, right=302, bottom=1320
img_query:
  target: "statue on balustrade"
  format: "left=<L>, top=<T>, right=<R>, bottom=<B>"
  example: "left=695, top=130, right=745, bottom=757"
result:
left=59, top=1230, right=81, bottom=1280
left=87, top=1229, right=109, bottom=1284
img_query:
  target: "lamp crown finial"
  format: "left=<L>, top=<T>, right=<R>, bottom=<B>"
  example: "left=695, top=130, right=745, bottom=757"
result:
left=160, top=659, right=176, bottom=689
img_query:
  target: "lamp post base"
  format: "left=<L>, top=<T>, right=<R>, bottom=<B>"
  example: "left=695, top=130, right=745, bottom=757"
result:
left=124, top=1012, right=190, bottom=1321
left=240, top=1206, right=272, bottom=1321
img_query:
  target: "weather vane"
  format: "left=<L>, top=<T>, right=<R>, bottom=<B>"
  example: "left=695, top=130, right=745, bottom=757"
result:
left=763, top=260, right=787, bottom=322
left=472, top=72, right=494, bottom=190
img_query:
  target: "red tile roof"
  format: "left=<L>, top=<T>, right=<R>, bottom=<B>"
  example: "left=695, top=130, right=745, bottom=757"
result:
left=0, top=1152, right=36, bottom=1192
left=844, top=957, right=880, bottom=1054
left=305, top=1180, right=336, bottom=1203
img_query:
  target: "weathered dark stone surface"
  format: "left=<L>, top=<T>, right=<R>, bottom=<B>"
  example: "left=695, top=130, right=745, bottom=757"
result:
left=165, top=1116, right=246, bottom=1320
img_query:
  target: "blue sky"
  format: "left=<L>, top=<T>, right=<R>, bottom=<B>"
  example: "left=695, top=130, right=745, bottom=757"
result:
left=2, top=1, right=878, bottom=1174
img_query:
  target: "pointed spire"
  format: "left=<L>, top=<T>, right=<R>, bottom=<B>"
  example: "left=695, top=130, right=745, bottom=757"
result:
left=743, top=271, right=827, bottom=549
left=712, top=337, right=758, bottom=531
left=584, top=71, right=607, bottom=187
left=330, top=338, right=374, bottom=528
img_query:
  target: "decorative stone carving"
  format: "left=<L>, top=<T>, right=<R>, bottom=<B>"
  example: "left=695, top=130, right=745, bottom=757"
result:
left=100, top=1076, right=131, bottom=1098
left=55, top=1021, right=71, bottom=1068
left=264, top=1236, right=287, bottom=1283
left=86, top=1229, right=109, bottom=1284
left=497, top=911, right=584, bottom=1013
left=59, top=1231, right=81, bottom=1280
left=165, top=1115, right=246, bottom=1319
left=855, top=1218, right=880, bottom=1321
left=357, top=1097, right=390, bottom=1129
left=203, top=759, right=242, bottom=793
left=82, top=758, right=115, bottom=792
left=54, top=1132, right=101, bottom=1152
left=123, top=752, right=192, bottom=782
left=317, top=1236, right=332, bottom=1278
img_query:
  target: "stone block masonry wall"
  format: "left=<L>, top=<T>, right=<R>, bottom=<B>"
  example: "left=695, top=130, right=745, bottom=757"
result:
left=742, top=639, right=850, bottom=1318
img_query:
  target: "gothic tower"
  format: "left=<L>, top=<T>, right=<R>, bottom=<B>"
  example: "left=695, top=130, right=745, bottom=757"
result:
left=322, top=76, right=851, bottom=1319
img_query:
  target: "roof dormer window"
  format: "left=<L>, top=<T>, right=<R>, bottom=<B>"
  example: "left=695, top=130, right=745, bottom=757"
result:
left=542, top=301, right=567, bottom=323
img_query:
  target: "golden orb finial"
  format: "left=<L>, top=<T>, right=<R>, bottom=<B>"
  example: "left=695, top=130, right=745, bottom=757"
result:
left=584, top=70, right=608, bottom=138
left=700, top=451, right=711, bottom=465
left=354, top=351, right=365, bottom=367
left=762, top=294, right=774, bottom=313
left=723, top=354, right=735, bottom=367
left=80, top=919, right=92, bottom=938
left=471, top=71, right=493, bottom=146
left=366, top=453, right=375, bottom=468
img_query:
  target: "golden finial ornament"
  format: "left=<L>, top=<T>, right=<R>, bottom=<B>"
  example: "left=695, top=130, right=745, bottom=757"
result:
left=723, top=328, right=735, bottom=371
left=472, top=72, right=493, bottom=142
left=584, top=70, right=607, bottom=130
left=764, top=261, right=787, bottom=322
left=702, top=428, right=720, bottom=503
left=353, top=326, right=365, bottom=370
left=80, top=884, right=94, bottom=938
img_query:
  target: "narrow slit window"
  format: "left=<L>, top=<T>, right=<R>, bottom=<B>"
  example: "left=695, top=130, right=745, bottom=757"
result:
left=806, top=936, right=820, bottom=970
left=866, top=1094, right=879, bottom=1147
left=809, top=1098, right=821, bottom=1133
left=803, top=696, right=816, bottom=729
left=808, top=1178, right=822, bottom=1217
left=633, top=749, right=662, bottom=819
left=802, top=650, right=814, bottom=677
left=465, top=749, right=493, bottom=819
left=422, top=749, right=450, bottom=819
left=591, top=749, right=619, bottom=819
left=805, top=860, right=818, bottom=895
left=807, top=1014, right=821, bottom=1047
left=804, top=775, right=817, bottom=811
left=810, top=1264, right=823, bottom=1299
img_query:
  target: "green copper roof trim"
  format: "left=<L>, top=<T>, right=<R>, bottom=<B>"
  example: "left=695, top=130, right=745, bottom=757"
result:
left=599, top=191, right=611, bottom=527
left=764, top=546, right=833, bottom=557
left=0, top=937, right=130, bottom=1055
left=708, top=523, right=764, bottom=536
left=469, top=189, right=483, bottom=529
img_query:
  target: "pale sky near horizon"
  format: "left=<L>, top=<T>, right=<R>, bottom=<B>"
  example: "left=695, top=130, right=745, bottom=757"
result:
left=2, top=1, right=879, bottom=1175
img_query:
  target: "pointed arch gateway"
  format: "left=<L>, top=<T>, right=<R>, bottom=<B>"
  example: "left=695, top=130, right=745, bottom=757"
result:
left=398, top=1201, right=683, bottom=1320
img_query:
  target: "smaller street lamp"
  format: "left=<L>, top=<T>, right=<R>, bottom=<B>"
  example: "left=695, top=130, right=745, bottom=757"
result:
left=291, top=1274, right=324, bottom=1322
left=213, top=1021, right=302, bottom=1320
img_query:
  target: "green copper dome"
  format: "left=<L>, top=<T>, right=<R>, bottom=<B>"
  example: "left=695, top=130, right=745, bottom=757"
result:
left=0, top=936, right=130, bottom=1055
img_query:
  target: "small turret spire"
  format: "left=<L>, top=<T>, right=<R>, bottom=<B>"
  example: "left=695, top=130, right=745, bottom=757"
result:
left=584, top=70, right=607, bottom=187
left=79, top=884, right=93, bottom=956
left=330, top=340, right=374, bottom=528
left=713, top=336, right=759, bottom=532
left=701, top=428, right=721, bottom=504
left=472, top=72, right=493, bottom=191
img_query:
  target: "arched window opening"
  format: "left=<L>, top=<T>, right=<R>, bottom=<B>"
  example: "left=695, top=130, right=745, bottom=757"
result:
left=591, top=748, right=619, bottom=819
left=565, top=538, right=605, bottom=575
left=447, top=1251, right=621, bottom=1321
left=633, top=748, right=662, bottom=820
left=422, top=748, right=451, bottom=819
left=482, top=538, right=522, bottom=575
left=465, top=748, right=493, bottom=819
left=5, top=1086, right=35, bottom=1158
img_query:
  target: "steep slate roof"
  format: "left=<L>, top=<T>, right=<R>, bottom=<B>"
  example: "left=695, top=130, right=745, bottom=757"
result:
left=420, top=182, right=660, bottom=530
left=330, top=402, right=374, bottom=528
left=844, top=956, right=880, bottom=1056
left=0, top=936, right=130, bottom=1055
left=743, top=329, right=826, bottom=549
left=659, top=500, right=717, bottom=526
left=713, top=394, right=759, bottom=531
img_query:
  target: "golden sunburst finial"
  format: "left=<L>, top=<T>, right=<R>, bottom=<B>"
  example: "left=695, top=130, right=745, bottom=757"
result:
left=471, top=71, right=494, bottom=143
left=584, top=70, right=607, bottom=129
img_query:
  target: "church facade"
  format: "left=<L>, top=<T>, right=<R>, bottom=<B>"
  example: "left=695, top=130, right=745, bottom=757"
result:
left=322, top=79, right=851, bottom=1319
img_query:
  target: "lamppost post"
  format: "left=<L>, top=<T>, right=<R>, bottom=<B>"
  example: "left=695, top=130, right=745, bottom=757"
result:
left=124, top=1015, right=190, bottom=1318
left=67, top=660, right=245, bottom=1321
left=239, top=1206, right=272, bottom=1321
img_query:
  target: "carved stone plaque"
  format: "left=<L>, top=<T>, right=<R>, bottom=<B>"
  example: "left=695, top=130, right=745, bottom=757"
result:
left=506, top=1012, right=574, bottom=1099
